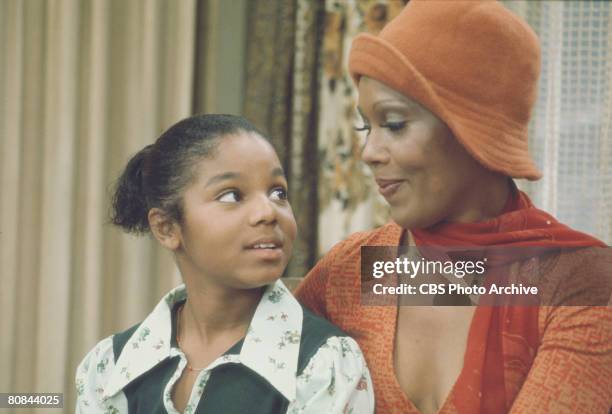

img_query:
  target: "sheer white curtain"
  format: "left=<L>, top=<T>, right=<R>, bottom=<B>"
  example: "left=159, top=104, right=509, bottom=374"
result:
left=504, top=0, right=611, bottom=244
left=0, top=1, right=195, bottom=411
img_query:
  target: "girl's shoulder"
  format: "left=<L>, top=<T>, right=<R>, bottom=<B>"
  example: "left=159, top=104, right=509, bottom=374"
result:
left=75, top=333, right=126, bottom=412
left=76, top=334, right=116, bottom=384
left=75, top=322, right=142, bottom=392
left=292, top=308, right=374, bottom=413
left=75, top=313, right=164, bottom=412
left=297, top=307, right=347, bottom=373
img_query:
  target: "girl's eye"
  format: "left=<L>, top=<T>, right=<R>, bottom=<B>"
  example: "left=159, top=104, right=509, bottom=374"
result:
left=217, top=190, right=241, bottom=203
left=381, top=121, right=407, bottom=132
left=270, top=187, right=288, bottom=201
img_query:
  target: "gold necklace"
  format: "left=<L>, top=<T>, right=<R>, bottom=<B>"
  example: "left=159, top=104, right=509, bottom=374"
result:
left=176, top=304, right=206, bottom=372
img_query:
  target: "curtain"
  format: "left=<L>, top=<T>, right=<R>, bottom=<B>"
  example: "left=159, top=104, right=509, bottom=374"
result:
left=243, top=0, right=325, bottom=281
left=317, top=0, right=407, bottom=254
left=0, top=1, right=195, bottom=412
left=316, top=0, right=612, bottom=252
left=503, top=1, right=612, bottom=244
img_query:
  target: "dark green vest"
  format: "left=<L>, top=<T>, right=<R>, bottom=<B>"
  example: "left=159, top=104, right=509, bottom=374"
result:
left=112, top=306, right=347, bottom=413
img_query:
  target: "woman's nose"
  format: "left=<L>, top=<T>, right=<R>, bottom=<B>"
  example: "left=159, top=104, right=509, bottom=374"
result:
left=361, top=131, right=389, bottom=167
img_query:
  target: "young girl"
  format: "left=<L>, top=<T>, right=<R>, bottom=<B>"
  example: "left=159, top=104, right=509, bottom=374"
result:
left=75, top=114, right=374, bottom=414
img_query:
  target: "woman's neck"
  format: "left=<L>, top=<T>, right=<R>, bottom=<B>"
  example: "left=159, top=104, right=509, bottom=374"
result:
left=446, top=175, right=513, bottom=224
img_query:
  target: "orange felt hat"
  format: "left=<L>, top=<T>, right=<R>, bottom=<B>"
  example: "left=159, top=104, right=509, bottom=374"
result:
left=348, top=0, right=543, bottom=180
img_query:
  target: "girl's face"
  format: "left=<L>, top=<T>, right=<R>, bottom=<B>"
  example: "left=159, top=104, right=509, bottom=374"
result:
left=357, top=77, right=492, bottom=229
left=175, top=132, right=297, bottom=289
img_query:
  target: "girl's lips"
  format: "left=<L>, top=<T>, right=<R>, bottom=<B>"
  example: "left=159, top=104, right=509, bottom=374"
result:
left=245, top=246, right=284, bottom=261
left=244, top=235, right=286, bottom=261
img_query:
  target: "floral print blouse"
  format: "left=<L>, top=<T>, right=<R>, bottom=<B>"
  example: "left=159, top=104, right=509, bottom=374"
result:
left=75, top=280, right=374, bottom=413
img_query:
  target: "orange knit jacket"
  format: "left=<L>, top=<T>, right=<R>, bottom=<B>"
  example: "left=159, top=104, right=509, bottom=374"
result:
left=295, top=223, right=612, bottom=413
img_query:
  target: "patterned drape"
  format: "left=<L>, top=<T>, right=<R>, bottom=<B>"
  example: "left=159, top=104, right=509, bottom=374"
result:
left=243, top=0, right=325, bottom=278
left=317, top=0, right=407, bottom=254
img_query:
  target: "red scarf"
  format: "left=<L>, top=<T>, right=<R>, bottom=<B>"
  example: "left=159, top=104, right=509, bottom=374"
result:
left=412, top=188, right=604, bottom=248
left=409, top=187, right=605, bottom=413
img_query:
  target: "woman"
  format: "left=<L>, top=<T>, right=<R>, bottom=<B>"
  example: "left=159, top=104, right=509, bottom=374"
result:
left=296, top=1, right=612, bottom=413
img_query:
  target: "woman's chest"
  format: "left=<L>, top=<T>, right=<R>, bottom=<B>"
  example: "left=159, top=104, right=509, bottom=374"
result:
left=393, top=306, right=475, bottom=414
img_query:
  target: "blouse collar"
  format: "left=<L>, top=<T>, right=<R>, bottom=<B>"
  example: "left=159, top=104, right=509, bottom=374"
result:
left=103, top=279, right=303, bottom=402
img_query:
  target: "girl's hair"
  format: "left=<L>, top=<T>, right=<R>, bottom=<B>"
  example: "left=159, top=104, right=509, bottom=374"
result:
left=111, top=114, right=265, bottom=233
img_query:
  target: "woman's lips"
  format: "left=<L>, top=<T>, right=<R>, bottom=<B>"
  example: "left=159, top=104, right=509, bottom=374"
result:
left=376, top=179, right=404, bottom=198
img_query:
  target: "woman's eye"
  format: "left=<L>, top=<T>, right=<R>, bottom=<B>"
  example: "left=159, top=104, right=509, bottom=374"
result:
left=270, top=187, right=288, bottom=201
left=381, top=121, right=407, bottom=132
left=354, top=124, right=371, bottom=135
left=217, top=190, right=241, bottom=203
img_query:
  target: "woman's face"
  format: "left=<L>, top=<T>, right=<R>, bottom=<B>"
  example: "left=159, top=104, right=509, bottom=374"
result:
left=175, top=132, right=297, bottom=289
left=357, top=77, right=490, bottom=229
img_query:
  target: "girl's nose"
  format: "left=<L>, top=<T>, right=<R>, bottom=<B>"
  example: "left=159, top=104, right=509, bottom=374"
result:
left=248, top=195, right=277, bottom=226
